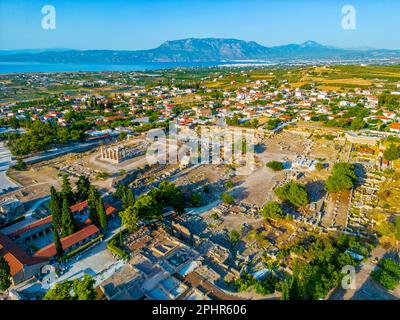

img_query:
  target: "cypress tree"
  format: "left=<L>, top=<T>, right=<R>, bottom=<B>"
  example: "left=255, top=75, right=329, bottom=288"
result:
left=97, top=198, right=107, bottom=229
left=61, top=198, right=75, bottom=237
left=53, top=229, right=64, bottom=257
left=122, top=188, right=135, bottom=209
left=61, top=175, right=74, bottom=205
left=49, top=186, right=62, bottom=231
left=76, top=175, right=91, bottom=202
left=88, top=186, right=100, bottom=225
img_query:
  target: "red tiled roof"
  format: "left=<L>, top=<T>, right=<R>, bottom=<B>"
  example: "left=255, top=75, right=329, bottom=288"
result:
left=71, top=200, right=116, bottom=216
left=32, top=224, right=100, bottom=259
left=389, top=122, right=400, bottom=130
left=70, top=200, right=89, bottom=213
left=84, top=202, right=117, bottom=224
left=9, top=215, right=53, bottom=238
left=0, top=232, right=45, bottom=276
left=104, top=203, right=117, bottom=216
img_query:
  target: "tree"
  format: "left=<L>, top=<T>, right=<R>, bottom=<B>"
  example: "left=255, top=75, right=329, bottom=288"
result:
left=88, top=186, right=100, bottom=225
left=0, top=256, right=11, bottom=292
left=189, top=192, right=201, bottom=207
left=325, top=174, right=354, bottom=193
left=49, top=186, right=62, bottom=231
left=43, top=275, right=97, bottom=300
left=371, top=269, right=398, bottom=290
left=122, top=188, right=135, bottom=210
left=383, top=143, right=400, bottom=161
left=149, top=181, right=184, bottom=213
left=43, top=281, right=74, bottom=300
left=61, top=175, right=74, bottom=205
left=14, top=157, right=27, bottom=171
left=315, top=162, right=324, bottom=171
left=274, top=182, right=309, bottom=208
left=97, top=198, right=107, bottom=229
left=118, top=131, right=128, bottom=141
left=132, top=194, right=160, bottom=220
left=73, top=275, right=97, bottom=300
left=119, top=206, right=139, bottom=231
left=350, top=117, right=366, bottom=131
left=53, top=229, right=64, bottom=258
left=229, top=230, right=240, bottom=244
left=221, top=192, right=235, bottom=205
left=266, top=161, right=284, bottom=171
left=325, top=163, right=356, bottom=193
left=114, top=184, right=128, bottom=201
left=261, top=201, right=284, bottom=219
left=76, top=175, right=91, bottom=202
left=61, top=198, right=75, bottom=237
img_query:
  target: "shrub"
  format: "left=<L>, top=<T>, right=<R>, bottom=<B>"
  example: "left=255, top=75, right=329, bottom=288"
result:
left=266, top=161, right=284, bottom=171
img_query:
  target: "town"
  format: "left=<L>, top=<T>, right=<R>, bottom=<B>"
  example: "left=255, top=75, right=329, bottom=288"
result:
left=0, top=64, right=399, bottom=301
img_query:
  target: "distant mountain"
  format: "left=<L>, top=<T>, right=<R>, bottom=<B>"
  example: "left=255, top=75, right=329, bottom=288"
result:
left=0, top=38, right=399, bottom=63
left=0, top=48, right=72, bottom=56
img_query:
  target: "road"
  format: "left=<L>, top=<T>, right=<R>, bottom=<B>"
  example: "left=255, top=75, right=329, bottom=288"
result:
left=328, top=246, right=399, bottom=300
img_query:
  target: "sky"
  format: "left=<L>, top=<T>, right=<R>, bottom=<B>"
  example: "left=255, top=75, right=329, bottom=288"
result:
left=0, top=0, right=399, bottom=51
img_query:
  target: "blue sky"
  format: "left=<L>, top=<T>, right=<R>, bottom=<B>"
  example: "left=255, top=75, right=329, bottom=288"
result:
left=0, top=0, right=399, bottom=50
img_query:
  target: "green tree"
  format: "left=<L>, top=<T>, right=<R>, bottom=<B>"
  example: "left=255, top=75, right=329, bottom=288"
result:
left=122, top=188, right=135, bottom=210
left=350, top=117, right=366, bottom=130
left=14, top=157, right=27, bottom=170
left=132, top=194, right=160, bottom=220
left=325, top=163, right=356, bottom=193
left=61, top=198, right=75, bottom=237
left=76, top=175, right=91, bottom=202
left=97, top=198, right=107, bottom=229
left=383, top=143, right=400, bottom=161
left=371, top=269, right=398, bottom=290
left=229, top=230, right=241, bottom=244
left=261, top=201, right=285, bottom=219
left=114, top=184, right=128, bottom=201
left=61, top=175, right=74, bottom=205
left=325, top=174, right=354, bottom=193
left=0, top=256, right=11, bottom=292
left=49, top=186, right=62, bottom=231
left=43, top=281, right=74, bottom=300
left=149, top=181, right=184, bottom=213
left=88, top=186, right=100, bottom=225
left=189, top=192, right=201, bottom=207
left=118, top=131, right=128, bottom=141
left=53, top=229, right=64, bottom=258
left=73, top=275, right=97, bottom=300
left=119, top=206, right=139, bottom=231
left=274, top=182, right=309, bottom=208
left=221, top=192, right=235, bottom=205
left=266, top=161, right=284, bottom=171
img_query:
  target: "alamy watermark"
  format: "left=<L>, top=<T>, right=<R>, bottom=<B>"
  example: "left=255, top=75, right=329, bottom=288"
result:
left=341, top=5, right=356, bottom=30
left=41, top=5, right=56, bottom=30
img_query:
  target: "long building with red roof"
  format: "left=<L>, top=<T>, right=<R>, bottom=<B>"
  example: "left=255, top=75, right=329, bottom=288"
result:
left=0, top=199, right=117, bottom=285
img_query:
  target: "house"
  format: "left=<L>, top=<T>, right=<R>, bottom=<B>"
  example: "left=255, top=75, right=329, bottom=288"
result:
left=196, top=108, right=212, bottom=118
left=357, top=147, right=375, bottom=155
left=69, top=200, right=117, bottom=224
left=389, top=122, right=400, bottom=133
left=32, top=224, right=100, bottom=260
left=0, top=232, right=46, bottom=285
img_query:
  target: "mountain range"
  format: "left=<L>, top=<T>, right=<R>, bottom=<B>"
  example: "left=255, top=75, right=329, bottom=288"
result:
left=1, top=38, right=400, bottom=63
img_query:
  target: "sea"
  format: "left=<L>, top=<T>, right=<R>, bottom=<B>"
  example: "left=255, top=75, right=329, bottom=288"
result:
left=0, top=61, right=272, bottom=74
